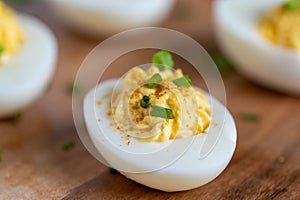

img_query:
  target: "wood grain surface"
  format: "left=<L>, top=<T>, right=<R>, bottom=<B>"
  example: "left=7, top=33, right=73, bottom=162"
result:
left=0, top=0, right=300, bottom=199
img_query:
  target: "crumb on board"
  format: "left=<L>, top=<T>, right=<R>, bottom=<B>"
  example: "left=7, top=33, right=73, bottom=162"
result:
left=278, top=156, right=286, bottom=164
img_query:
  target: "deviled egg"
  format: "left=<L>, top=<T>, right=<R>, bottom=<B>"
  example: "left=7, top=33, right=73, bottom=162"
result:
left=47, top=0, right=175, bottom=36
left=0, top=1, right=57, bottom=118
left=214, top=0, right=300, bottom=95
left=84, top=51, right=237, bottom=192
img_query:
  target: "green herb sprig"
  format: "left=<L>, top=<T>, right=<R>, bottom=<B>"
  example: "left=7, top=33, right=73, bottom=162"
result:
left=152, top=50, right=174, bottom=71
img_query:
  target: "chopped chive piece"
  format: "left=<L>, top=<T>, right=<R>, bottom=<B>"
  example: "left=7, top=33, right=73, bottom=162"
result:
left=147, top=73, right=162, bottom=89
left=240, top=113, right=260, bottom=122
left=140, top=95, right=150, bottom=108
left=67, top=82, right=81, bottom=95
left=173, top=75, right=192, bottom=87
left=0, top=150, right=2, bottom=162
left=152, top=50, right=174, bottom=71
left=150, top=105, right=175, bottom=119
left=284, top=0, right=300, bottom=10
left=109, top=167, right=117, bottom=174
left=0, top=44, right=4, bottom=56
left=62, top=140, right=75, bottom=151
left=211, top=53, right=234, bottom=73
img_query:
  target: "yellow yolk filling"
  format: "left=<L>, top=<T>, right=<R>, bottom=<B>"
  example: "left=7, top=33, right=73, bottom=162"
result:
left=112, top=66, right=211, bottom=142
left=0, top=1, right=23, bottom=64
left=259, top=4, right=300, bottom=52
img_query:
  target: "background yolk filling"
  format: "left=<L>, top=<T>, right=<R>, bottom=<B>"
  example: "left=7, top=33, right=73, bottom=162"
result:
left=0, top=1, right=23, bottom=64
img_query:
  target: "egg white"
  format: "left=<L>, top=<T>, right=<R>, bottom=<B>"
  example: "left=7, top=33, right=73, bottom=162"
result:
left=84, top=79, right=237, bottom=192
left=0, top=14, right=57, bottom=118
left=47, top=0, right=175, bottom=36
left=214, top=0, right=300, bottom=95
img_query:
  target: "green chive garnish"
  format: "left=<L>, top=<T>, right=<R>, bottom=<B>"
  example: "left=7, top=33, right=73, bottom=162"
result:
left=109, top=167, right=117, bottom=174
left=240, top=113, right=260, bottom=122
left=150, top=105, right=174, bottom=119
left=62, top=140, right=75, bottom=151
left=284, top=0, right=300, bottom=10
left=152, top=50, right=174, bottom=71
left=147, top=73, right=162, bottom=89
left=67, top=82, right=81, bottom=95
left=0, top=44, right=4, bottom=56
left=173, top=75, right=192, bottom=87
left=211, top=53, right=234, bottom=73
left=140, top=95, right=150, bottom=108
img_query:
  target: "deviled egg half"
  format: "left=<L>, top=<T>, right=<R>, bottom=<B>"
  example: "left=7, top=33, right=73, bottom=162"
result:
left=47, top=0, right=175, bottom=36
left=0, top=1, right=57, bottom=118
left=84, top=51, right=237, bottom=192
left=214, top=0, right=300, bottom=95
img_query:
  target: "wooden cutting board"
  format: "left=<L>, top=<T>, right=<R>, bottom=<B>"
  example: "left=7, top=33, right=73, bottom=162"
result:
left=0, top=0, right=299, bottom=199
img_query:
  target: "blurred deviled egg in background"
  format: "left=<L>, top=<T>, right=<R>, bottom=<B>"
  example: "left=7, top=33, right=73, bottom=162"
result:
left=0, top=1, right=57, bottom=118
left=214, top=0, right=300, bottom=95
left=46, top=0, right=175, bottom=37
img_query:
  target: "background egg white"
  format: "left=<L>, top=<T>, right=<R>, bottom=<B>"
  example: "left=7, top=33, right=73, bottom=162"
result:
left=0, top=14, right=57, bottom=118
left=47, top=0, right=175, bottom=36
left=214, top=0, right=300, bottom=95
